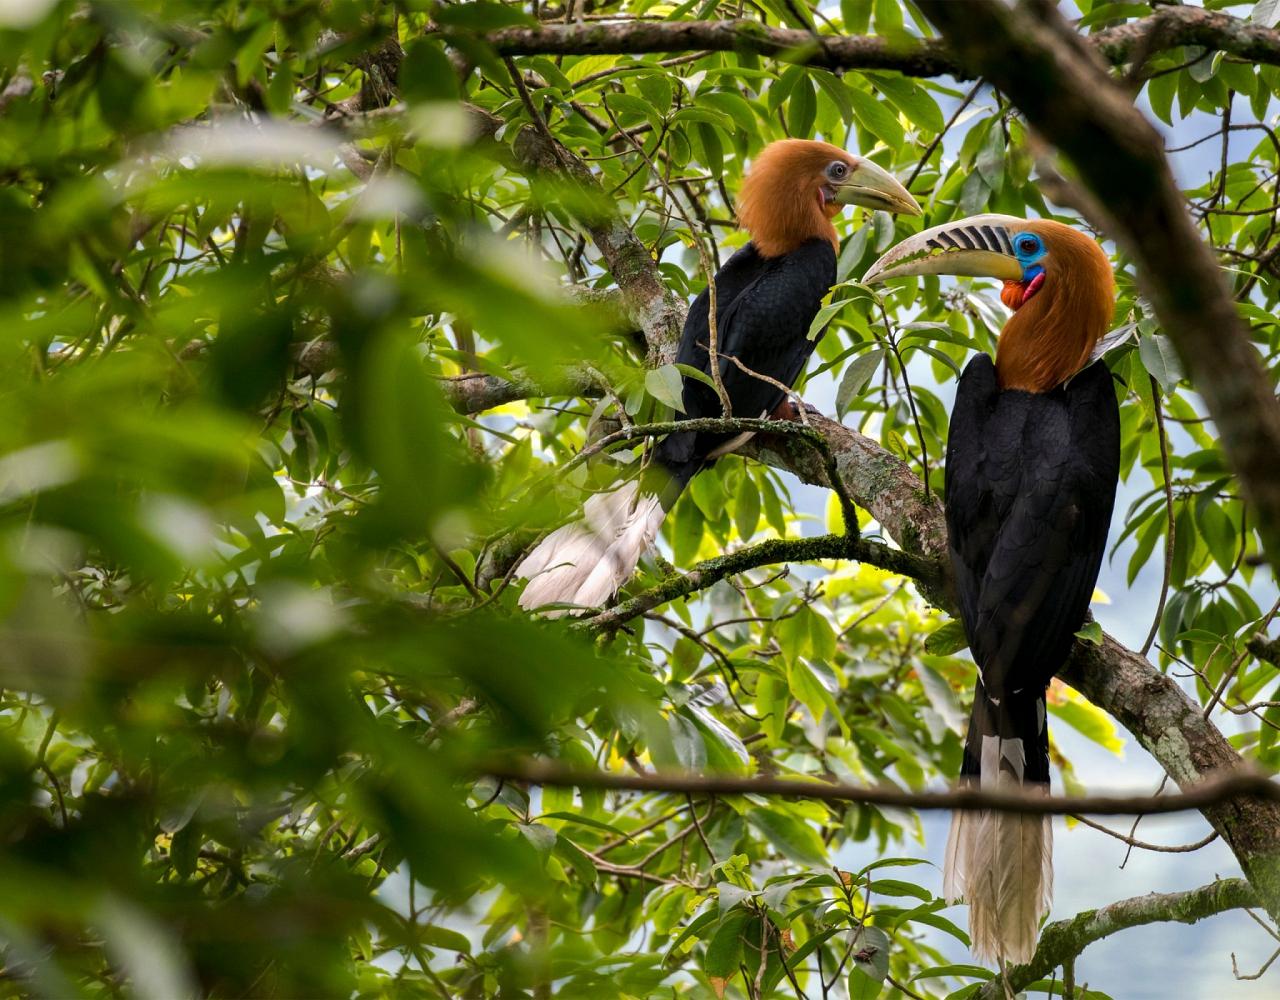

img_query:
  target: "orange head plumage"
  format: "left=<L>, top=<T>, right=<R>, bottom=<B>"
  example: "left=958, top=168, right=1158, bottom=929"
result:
left=863, top=215, right=1114, bottom=393
left=994, top=221, right=1114, bottom=393
left=737, top=139, right=920, bottom=259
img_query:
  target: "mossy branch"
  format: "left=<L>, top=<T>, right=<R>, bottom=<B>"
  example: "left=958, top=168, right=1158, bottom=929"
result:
left=579, top=530, right=935, bottom=634
left=977, top=878, right=1258, bottom=999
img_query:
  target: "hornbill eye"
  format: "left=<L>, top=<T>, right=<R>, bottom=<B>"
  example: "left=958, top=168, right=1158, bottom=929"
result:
left=1017, top=235, right=1040, bottom=255
left=827, top=161, right=849, bottom=180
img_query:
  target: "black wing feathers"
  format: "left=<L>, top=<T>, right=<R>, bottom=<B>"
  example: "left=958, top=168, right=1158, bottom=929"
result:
left=945, top=356, right=1119, bottom=701
left=656, top=239, right=836, bottom=480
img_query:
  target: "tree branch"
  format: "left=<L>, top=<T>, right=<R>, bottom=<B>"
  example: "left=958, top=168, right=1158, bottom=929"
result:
left=976, top=878, right=1258, bottom=999
left=1249, top=635, right=1280, bottom=667
left=461, top=7, right=1280, bottom=79
left=580, top=530, right=935, bottom=634
left=475, top=19, right=959, bottom=77
left=485, top=758, right=1280, bottom=818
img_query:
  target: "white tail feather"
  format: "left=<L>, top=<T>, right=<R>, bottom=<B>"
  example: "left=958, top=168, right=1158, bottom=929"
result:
left=943, top=738, right=1053, bottom=966
left=516, top=480, right=664, bottom=616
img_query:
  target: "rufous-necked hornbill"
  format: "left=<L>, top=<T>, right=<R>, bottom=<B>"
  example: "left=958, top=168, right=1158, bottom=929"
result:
left=864, top=215, right=1122, bottom=965
left=516, top=140, right=920, bottom=613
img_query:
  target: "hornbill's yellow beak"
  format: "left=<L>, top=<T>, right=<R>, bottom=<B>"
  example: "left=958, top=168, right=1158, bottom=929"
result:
left=862, top=213, right=1028, bottom=283
left=830, top=159, right=922, bottom=216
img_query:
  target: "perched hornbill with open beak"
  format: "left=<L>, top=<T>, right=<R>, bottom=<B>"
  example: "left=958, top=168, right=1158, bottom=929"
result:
left=517, top=140, right=920, bottom=613
left=864, top=215, right=1121, bottom=964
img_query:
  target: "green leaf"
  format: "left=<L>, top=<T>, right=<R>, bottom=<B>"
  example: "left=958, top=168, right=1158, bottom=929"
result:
left=673, top=106, right=733, bottom=131
left=1074, top=620, right=1103, bottom=646
left=813, top=70, right=855, bottom=126
left=849, top=926, right=891, bottom=998
left=808, top=297, right=848, bottom=341
left=925, top=619, right=969, bottom=655
left=1148, top=70, right=1177, bottom=126
left=400, top=39, right=459, bottom=102
left=960, top=169, right=990, bottom=216
left=850, top=88, right=905, bottom=148
left=675, top=362, right=718, bottom=391
left=849, top=967, right=884, bottom=1000
left=717, top=881, right=752, bottom=914
left=842, top=0, right=873, bottom=34
left=422, top=925, right=473, bottom=953
left=697, top=91, right=759, bottom=137
left=735, top=473, right=761, bottom=540
left=870, top=878, right=930, bottom=900
left=537, top=812, right=630, bottom=839
left=787, top=76, right=818, bottom=138
left=553, top=837, right=599, bottom=887
left=870, top=74, right=944, bottom=134
left=976, top=120, right=1005, bottom=192
left=1048, top=688, right=1124, bottom=754
left=637, top=73, right=674, bottom=115
left=170, top=821, right=200, bottom=879
left=788, top=657, right=850, bottom=738
left=703, top=909, right=751, bottom=978
left=1138, top=332, right=1184, bottom=394
left=434, top=1, right=535, bottom=29
left=646, top=364, right=687, bottom=412
left=749, top=808, right=829, bottom=866
left=836, top=349, right=884, bottom=417
left=911, top=964, right=993, bottom=982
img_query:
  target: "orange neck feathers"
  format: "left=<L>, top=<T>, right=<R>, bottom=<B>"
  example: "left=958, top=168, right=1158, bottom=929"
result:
left=994, top=223, right=1114, bottom=393
left=737, top=139, right=847, bottom=258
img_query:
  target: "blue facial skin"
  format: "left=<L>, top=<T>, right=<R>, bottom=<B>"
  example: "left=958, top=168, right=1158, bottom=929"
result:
left=1012, top=231, right=1047, bottom=282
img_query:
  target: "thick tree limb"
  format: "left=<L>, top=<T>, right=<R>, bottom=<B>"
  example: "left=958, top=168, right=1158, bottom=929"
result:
left=977, top=878, right=1258, bottom=999
left=1060, top=636, right=1280, bottom=921
left=740, top=413, right=950, bottom=571
left=441, top=368, right=601, bottom=414
left=478, top=19, right=958, bottom=77
left=486, top=758, right=1280, bottom=818
left=466, top=7, right=1280, bottom=79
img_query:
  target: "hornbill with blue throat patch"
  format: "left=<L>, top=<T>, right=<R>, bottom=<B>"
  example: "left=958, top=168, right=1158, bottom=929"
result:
left=516, top=140, right=920, bottom=614
left=865, top=215, right=1123, bottom=965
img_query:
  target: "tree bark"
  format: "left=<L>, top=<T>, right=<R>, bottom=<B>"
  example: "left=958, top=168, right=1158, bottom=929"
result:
left=466, top=7, right=1280, bottom=79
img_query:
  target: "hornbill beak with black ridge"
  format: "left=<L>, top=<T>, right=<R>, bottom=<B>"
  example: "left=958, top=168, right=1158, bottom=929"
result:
left=515, top=140, right=919, bottom=615
left=866, top=214, right=1121, bottom=966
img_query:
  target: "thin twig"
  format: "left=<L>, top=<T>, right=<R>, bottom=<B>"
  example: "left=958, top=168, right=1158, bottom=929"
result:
left=907, top=78, right=983, bottom=188
left=1070, top=813, right=1218, bottom=854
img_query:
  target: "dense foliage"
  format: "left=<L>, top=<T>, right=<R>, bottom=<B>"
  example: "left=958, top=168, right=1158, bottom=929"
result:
left=0, top=1, right=1278, bottom=997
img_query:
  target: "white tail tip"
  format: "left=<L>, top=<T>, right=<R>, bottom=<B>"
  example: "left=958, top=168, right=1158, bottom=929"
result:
left=515, top=480, right=664, bottom=616
left=943, top=773, right=1053, bottom=966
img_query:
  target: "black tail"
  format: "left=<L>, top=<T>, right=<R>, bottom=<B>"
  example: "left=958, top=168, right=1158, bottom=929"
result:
left=945, top=684, right=1053, bottom=965
left=958, top=684, right=1050, bottom=787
